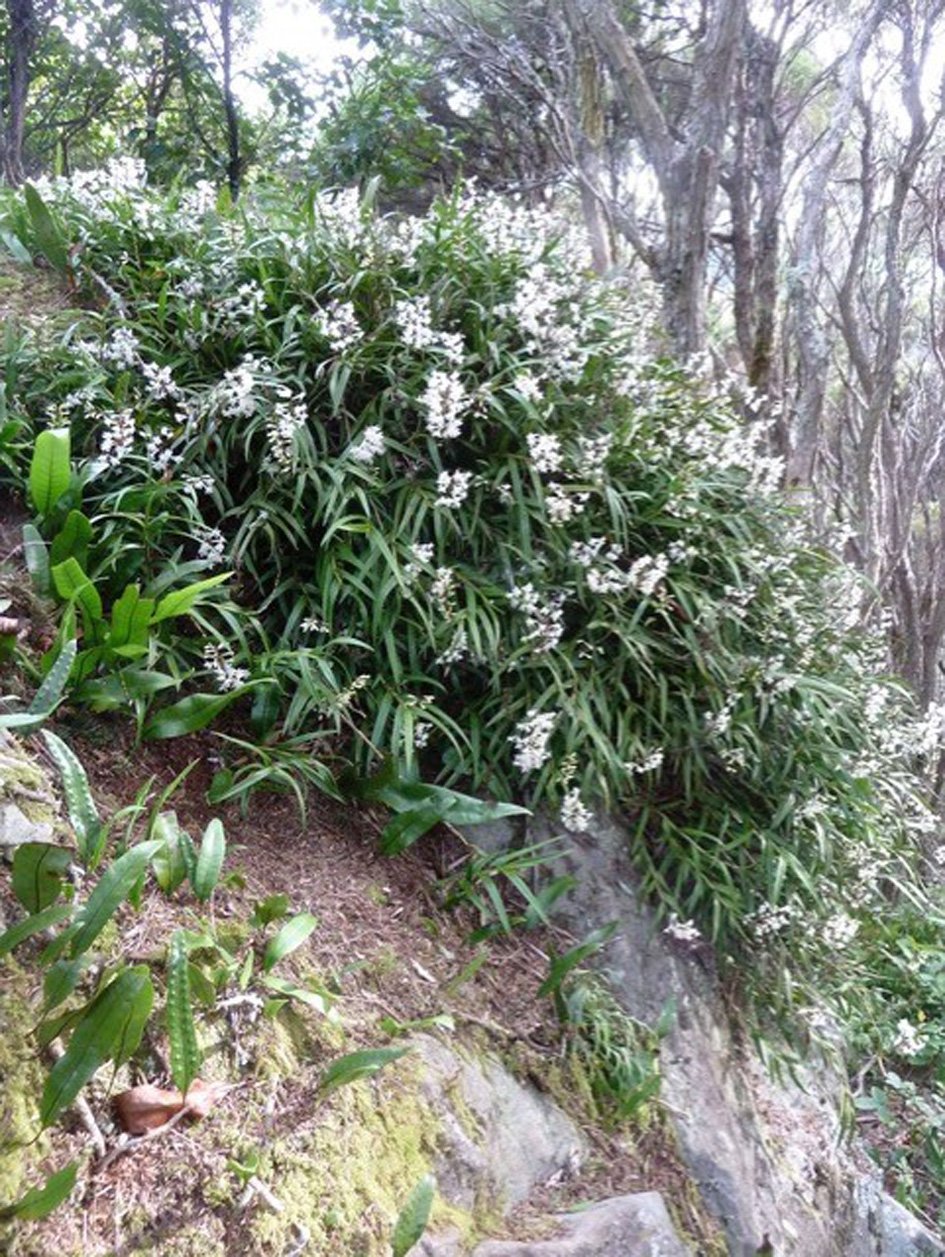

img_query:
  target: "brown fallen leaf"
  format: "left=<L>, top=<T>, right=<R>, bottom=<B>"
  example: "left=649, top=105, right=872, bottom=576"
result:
left=114, top=1079, right=233, bottom=1135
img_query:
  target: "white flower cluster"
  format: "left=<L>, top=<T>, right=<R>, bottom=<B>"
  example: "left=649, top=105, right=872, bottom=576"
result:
left=891, top=1017, right=925, bottom=1058
left=510, top=709, right=557, bottom=775
left=300, top=616, right=328, bottom=634
left=101, top=326, right=140, bottom=368
left=420, top=370, right=469, bottom=440
left=575, top=434, right=612, bottom=481
left=560, top=787, right=592, bottom=833
left=746, top=901, right=799, bottom=939
left=437, top=627, right=469, bottom=666
left=98, top=410, right=135, bottom=469
left=195, top=525, right=227, bottom=566
left=509, top=583, right=565, bottom=653
left=348, top=423, right=386, bottom=465
left=146, top=425, right=180, bottom=474
left=203, top=642, right=249, bottom=692
left=625, top=749, right=665, bottom=775
left=219, top=281, right=265, bottom=324
left=822, top=912, right=859, bottom=949
left=405, top=542, right=435, bottom=584
left=435, top=469, right=473, bottom=509
left=526, top=432, right=563, bottom=474
left=393, top=295, right=463, bottom=363
left=267, top=398, right=308, bottom=472
left=180, top=180, right=217, bottom=218
left=140, top=361, right=179, bottom=401
left=546, top=483, right=588, bottom=525
left=627, top=553, right=670, bottom=597
left=430, top=567, right=456, bottom=618
left=215, top=357, right=259, bottom=418
left=513, top=372, right=543, bottom=403
left=705, top=695, right=737, bottom=739
left=315, top=299, right=362, bottom=353
left=663, top=914, right=701, bottom=943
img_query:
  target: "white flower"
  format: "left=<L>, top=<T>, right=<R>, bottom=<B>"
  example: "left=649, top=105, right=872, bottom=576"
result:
left=182, top=472, right=215, bottom=498
left=267, top=398, right=308, bottom=472
left=217, top=358, right=258, bottom=418
left=394, top=294, right=437, bottom=350
left=420, top=370, right=469, bottom=440
left=437, top=627, right=468, bottom=666
left=315, top=299, right=362, bottom=352
left=625, top=749, right=664, bottom=775
left=510, top=709, right=557, bottom=775
left=101, top=326, right=140, bottom=368
left=822, top=912, right=859, bottom=950
left=892, top=1018, right=925, bottom=1058
left=575, top=434, right=612, bottom=481
left=300, top=616, right=328, bottom=634
left=663, top=914, right=701, bottom=943
left=430, top=567, right=455, bottom=618
left=560, top=788, right=592, bottom=833
left=203, top=642, right=248, bottom=692
left=509, top=583, right=565, bottom=653
left=195, top=525, right=227, bottom=566
left=97, top=410, right=135, bottom=469
left=627, top=553, right=669, bottom=597
left=545, top=483, right=588, bottom=524
left=435, top=469, right=473, bottom=509
left=414, top=722, right=432, bottom=748
left=526, top=432, right=563, bottom=474
left=513, top=371, right=543, bottom=403
left=349, top=423, right=386, bottom=464
left=146, top=425, right=180, bottom=473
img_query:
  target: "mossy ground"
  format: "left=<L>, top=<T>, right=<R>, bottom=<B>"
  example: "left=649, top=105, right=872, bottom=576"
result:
left=0, top=724, right=718, bottom=1255
left=0, top=959, right=47, bottom=1205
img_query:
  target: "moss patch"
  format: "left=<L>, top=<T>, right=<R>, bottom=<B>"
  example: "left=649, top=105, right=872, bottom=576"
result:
left=246, top=1057, right=470, bottom=1255
left=0, top=958, right=47, bottom=1205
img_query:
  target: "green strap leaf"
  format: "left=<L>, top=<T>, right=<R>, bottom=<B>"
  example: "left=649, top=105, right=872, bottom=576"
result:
left=49, top=510, right=93, bottom=570
left=319, top=1046, right=409, bottom=1096
left=22, top=522, right=51, bottom=595
left=24, top=184, right=70, bottom=274
left=0, top=1162, right=78, bottom=1221
left=0, top=903, right=73, bottom=957
left=151, top=573, right=231, bottom=624
left=262, top=912, right=317, bottom=972
left=12, top=842, right=72, bottom=913
left=151, top=812, right=189, bottom=894
left=51, top=557, right=103, bottom=640
left=41, top=966, right=153, bottom=1126
left=108, top=585, right=155, bottom=651
left=391, top=1174, right=436, bottom=1257
left=192, top=818, right=226, bottom=902
left=166, top=930, right=201, bottom=1095
left=68, top=841, right=161, bottom=958
left=42, top=730, right=104, bottom=868
left=28, top=425, right=71, bottom=517
left=0, top=638, right=78, bottom=732
left=142, top=690, right=250, bottom=740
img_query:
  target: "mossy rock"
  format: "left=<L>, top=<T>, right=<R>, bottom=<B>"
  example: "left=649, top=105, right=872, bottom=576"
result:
left=0, top=958, right=47, bottom=1207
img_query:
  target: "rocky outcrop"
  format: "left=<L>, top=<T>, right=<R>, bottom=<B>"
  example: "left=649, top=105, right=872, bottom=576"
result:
left=527, top=811, right=945, bottom=1257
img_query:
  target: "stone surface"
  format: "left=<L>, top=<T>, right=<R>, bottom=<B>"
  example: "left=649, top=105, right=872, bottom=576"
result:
left=470, top=1192, right=693, bottom=1256
left=416, top=1035, right=585, bottom=1213
left=878, top=1195, right=945, bottom=1257
left=0, top=799, right=54, bottom=850
left=525, top=811, right=945, bottom=1257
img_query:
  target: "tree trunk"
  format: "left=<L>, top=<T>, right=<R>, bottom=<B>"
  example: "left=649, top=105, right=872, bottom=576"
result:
left=219, top=0, right=242, bottom=200
left=4, top=0, right=37, bottom=184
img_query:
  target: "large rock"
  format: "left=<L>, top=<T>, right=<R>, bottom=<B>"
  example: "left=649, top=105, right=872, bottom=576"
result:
left=416, top=1035, right=585, bottom=1212
left=471, top=1192, right=693, bottom=1256
left=525, top=812, right=945, bottom=1257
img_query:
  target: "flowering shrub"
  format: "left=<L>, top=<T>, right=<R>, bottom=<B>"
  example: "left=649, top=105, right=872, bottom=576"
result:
left=0, top=166, right=941, bottom=1006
